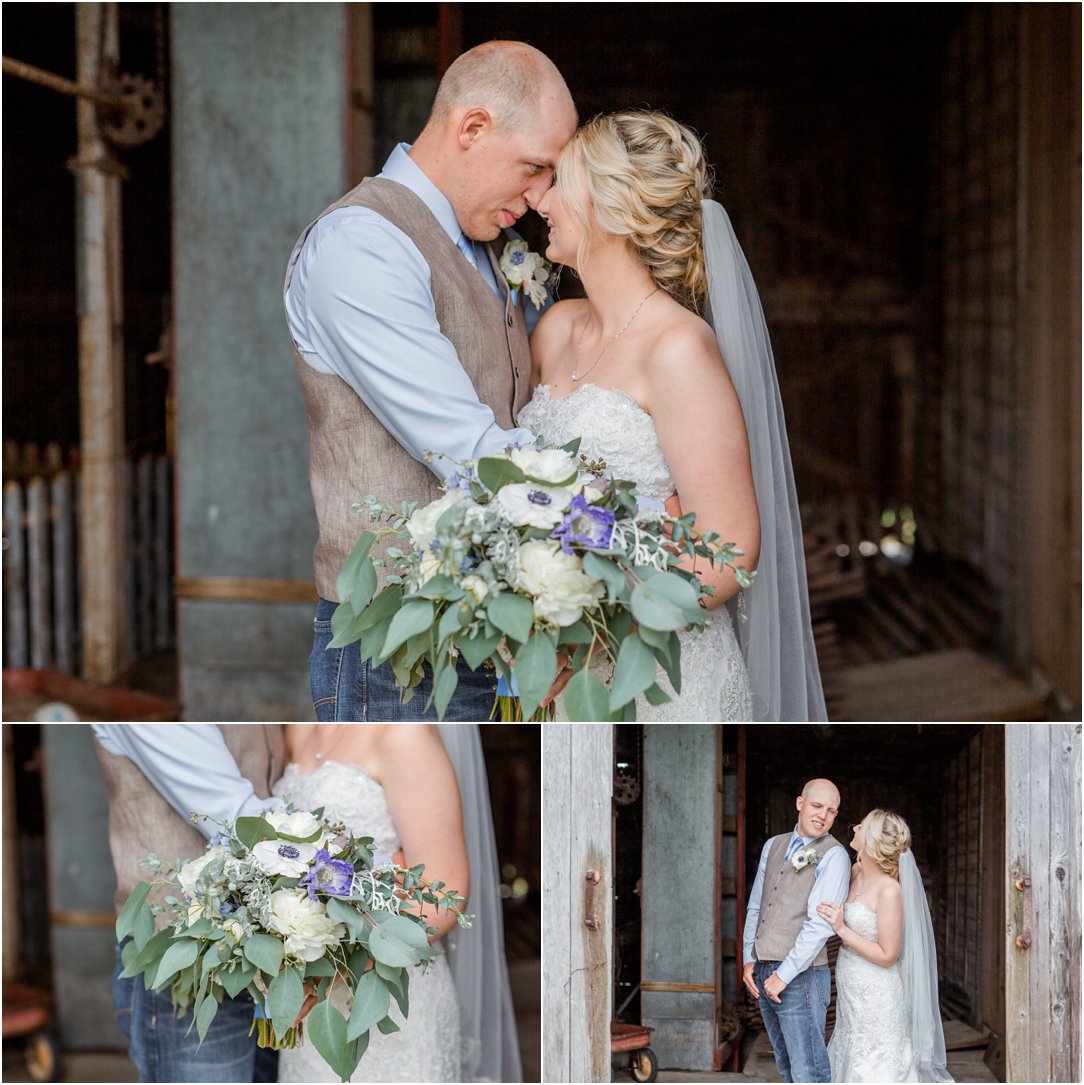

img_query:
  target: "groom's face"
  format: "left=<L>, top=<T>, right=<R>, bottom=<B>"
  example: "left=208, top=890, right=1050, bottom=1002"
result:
left=795, top=782, right=840, bottom=838
left=452, top=101, right=577, bottom=241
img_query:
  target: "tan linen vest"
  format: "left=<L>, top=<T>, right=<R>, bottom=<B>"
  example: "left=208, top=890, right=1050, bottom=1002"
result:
left=753, top=831, right=844, bottom=966
left=285, top=178, right=533, bottom=601
left=96, top=725, right=286, bottom=913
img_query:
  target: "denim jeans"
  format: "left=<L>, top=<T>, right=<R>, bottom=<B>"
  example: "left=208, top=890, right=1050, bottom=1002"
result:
left=755, top=960, right=832, bottom=1083
left=309, top=597, right=499, bottom=721
left=113, top=940, right=278, bottom=1082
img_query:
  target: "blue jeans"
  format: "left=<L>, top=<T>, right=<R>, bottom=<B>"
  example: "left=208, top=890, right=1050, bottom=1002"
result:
left=113, top=940, right=278, bottom=1082
left=309, top=598, right=499, bottom=721
left=755, top=961, right=832, bottom=1083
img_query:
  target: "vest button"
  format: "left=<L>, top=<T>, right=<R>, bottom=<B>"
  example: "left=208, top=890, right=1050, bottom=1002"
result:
left=507, top=313, right=514, bottom=327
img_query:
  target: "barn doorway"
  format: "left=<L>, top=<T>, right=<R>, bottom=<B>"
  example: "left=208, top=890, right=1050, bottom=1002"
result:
left=614, top=724, right=1005, bottom=1080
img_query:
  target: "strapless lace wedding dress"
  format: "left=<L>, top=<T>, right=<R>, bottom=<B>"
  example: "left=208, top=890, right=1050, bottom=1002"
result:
left=828, top=901, right=918, bottom=1082
left=519, top=383, right=753, bottom=721
left=272, top=761, right=460, bottom=1083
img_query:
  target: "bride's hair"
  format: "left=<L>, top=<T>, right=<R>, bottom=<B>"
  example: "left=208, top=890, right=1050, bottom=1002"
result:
left=555, top=110, right=714, bottom=312
left=861, top=809, right=912, bottom=880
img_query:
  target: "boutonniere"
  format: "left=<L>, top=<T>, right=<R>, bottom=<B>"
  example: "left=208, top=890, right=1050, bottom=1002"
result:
left=791, top=846, right=822, bottom=872
left=500, top=240, right=552, bottom=309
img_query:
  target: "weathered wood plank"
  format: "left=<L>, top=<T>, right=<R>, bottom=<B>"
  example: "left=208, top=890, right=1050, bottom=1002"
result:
left=26, top=477, right=50, bottom=670
left=541, top=723, right=572, bottom=1083
left=154, top=454, right=172, bottom=649
left=2, top=481, right=28, bottom=668
left=1028, top=725, right=1053, bottom=1078
left=1004, top=724, right=1031, bottom=1080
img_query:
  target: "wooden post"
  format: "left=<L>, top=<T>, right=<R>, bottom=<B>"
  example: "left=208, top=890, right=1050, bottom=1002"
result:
left=1005, top=723, right=1082, bottom=1082
left=27, top=477, right=50, bottom=670
left=344, top=3, right=375, bottom=188
left=542, top=724, right=613, bottom=1083
left=74, top=2, right=127, bottom=682
left=2, top=726, right=20, bottom=981
left=3, top=481, right=28, bottom=668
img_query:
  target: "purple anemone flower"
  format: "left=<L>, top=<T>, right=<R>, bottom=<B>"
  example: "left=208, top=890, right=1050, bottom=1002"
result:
left=299, top=849, right=355, bottom=900
left=552, top=494, right=615, bottom=554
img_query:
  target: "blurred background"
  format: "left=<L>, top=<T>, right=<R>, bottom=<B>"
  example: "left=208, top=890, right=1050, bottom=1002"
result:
left=2, top=2, right=1080, bottom=722
left=1, top=722, right=540, bottom=1082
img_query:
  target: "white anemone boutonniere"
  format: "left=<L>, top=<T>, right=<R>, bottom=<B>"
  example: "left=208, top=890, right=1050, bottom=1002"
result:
left=791, top=845, right=822, bottom=872
left=500, top=239, right=552, bottom=309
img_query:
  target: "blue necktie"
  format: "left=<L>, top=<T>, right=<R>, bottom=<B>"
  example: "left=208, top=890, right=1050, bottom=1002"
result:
left=456, top=232, right=479, bottom=269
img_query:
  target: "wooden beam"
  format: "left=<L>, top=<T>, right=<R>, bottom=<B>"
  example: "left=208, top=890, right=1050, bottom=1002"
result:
left=75, top=3, right=127, bottom=682
left=174, top=576, right=316, bottom=604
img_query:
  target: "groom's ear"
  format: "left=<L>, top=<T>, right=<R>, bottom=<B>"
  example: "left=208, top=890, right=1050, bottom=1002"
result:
left=458, top=107, right=495, bottom=149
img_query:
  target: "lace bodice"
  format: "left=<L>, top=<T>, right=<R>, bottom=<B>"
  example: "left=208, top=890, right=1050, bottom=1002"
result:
left=272, top=762, right=460, bottom=1083
left=828, top=901, right=917, bottom=1083
left=518, top=383, right=676, bottom=502
left=519, top=382, right=753, bottom=721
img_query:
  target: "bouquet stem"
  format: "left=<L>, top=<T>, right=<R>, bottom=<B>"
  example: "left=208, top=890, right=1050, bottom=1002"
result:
left=251, top=1013, right=304, bottom=1050
left=493, top=695, right=553, bottom=722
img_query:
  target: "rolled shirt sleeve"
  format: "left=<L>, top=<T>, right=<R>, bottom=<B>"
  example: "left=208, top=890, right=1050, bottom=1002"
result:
left=776, top=845, right=851, bottom=985
left=92, top=724, right=284, bottom=839
left=285, top=207, right=537, bottom=481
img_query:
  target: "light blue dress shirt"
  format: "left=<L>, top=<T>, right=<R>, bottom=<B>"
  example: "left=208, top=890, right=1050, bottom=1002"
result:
left=92, top=724, right=285, bottom=839
left=285, top=144, right=541, bottom=480
left=742, top=825, right=851, bottom=985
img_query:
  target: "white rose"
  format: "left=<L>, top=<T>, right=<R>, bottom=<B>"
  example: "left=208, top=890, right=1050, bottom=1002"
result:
left=509, top=446, right=578, bottom=485
left=225, top=918, right=246, bottom=942
left=177, top=845, right=229, bottom=899
left=407, top=490, right=466, bottom=551
left=251, top=838, right=318, bottom=878
left=416, top=549, right=442, bottom=585
left=461, top=575, right=490, bottom=604
left=187, top=901, right=205, bottom=925
left=496, top=483, right=573, bottom=529
left=264, top=811, right=322, bottom=840
left=517, top=540, right=605, bottom=626
left=267, top=889, right=346, bottom=962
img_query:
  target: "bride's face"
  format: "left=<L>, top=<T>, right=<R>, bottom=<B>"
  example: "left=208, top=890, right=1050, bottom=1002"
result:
left=537, top=179, right=585, bottom=269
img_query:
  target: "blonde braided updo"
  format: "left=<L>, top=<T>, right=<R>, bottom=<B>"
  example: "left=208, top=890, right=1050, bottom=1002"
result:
left=555, top=110, right=714, bottom=312
left=861, top=809, right=912, bottom=880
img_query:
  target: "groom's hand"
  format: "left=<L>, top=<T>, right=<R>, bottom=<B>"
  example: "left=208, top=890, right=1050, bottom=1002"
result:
left=763, top=971, right=787, bottom=1004
left=742, top=962, right=759, bottom=999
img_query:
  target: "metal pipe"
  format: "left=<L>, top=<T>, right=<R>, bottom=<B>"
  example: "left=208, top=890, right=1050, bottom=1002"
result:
left=2, top=54, right=123, bottom=111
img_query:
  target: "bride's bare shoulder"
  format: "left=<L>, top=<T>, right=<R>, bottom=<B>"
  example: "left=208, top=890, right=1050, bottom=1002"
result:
left=530, top=299, right=587, bottom=385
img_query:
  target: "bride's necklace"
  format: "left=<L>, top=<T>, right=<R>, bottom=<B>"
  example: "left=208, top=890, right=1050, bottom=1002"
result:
left=571, top=287, right=659, bottom=382
left=313, top=725, right=348, bottom=762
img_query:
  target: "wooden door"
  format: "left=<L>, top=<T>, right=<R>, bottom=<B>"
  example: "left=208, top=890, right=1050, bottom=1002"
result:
left=542, top=724, right=613, bottom=1082
left=1005, top=723, right=1081, bottom=1081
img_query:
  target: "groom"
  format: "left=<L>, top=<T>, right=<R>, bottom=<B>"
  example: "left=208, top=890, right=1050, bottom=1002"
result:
left=742, top=778, right=849, bottom=1083
left=284, top=42, right=577, bottom=721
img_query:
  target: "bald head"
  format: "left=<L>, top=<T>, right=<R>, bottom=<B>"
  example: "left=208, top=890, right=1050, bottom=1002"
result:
left=429, top=41, right=575, bottom=134
left=796, top=778, right=840, bottom=838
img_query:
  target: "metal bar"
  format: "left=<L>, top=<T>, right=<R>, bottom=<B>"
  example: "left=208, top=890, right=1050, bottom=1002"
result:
left=27, top=477, right=51, bottom=670
left=2, top=54, right=123, bottom=110
left=51, top=472, right=76, bottom=675
left=76, top=3, right=128, bottom=682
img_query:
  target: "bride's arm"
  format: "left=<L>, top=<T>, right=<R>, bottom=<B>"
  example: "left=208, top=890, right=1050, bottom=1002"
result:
left=645, top=321, right=761, bottom=607
left=371, top=724, right=470, bottom=941
left=820, top=881, right=905, bottom=968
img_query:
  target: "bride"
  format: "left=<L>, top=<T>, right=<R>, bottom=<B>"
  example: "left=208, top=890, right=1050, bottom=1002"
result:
left=273, top=723, right=521, bottom=1083
left=817, top=810, right=953, bottom=1083
left=521, top=110, right=825, bottom=721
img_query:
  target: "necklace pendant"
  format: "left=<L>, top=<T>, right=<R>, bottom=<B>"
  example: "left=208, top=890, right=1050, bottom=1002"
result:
left=315, top=751, right=325, bottom=760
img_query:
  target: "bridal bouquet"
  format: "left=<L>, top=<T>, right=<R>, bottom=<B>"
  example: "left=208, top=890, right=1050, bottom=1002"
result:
left=114, top=808, right=470, bottom=1082
left=333, top=440, right=751, bottom=720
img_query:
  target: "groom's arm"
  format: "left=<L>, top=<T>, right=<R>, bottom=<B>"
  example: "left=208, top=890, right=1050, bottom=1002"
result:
left=286, top=208, right=537, bottom=480
left=740, top=839, right=773, bottom=997
left=92, top=724, right=284, bottom=839
left=773, top=846, right=851, bottom=986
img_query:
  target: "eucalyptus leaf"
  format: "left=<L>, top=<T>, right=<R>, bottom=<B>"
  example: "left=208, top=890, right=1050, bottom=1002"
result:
left=195, top=989, right=219, bottom=1045
left=630, top=571, right=700, bottom=631
left=347, top=560, right=378, bottom=616
left=356, top=584, right=404, bottom=634
left=438, top=602, right=467, bottom=644
left=513, top=630, right=557, bottom=719
left=433, top=663, right=459, bottom=721
left=115, top=880, right=152, bottom=941
left=477, top=456, right=526, bottom=491
left=307, top=996, right=349, bottom=1082
left=643, top=681, right=672, bottom=706
left=152, top=938, right=200, bottom=990
left=583, top=552, right=628, bottom=604
left=341, top=1031, right=369, bottom=1082
left=376, top=1015, right=401, bottom=1035
left=367, top=919, right=423, bottom=968
left=609, top=632, right=657, bottom=711
left=486, top=591, right=534, bottom=644
left=132, top=898, right=155, bottom=952
left=390, top=968, right=410, bottom=1019
left=561, top=667, right=615, bottom=721
left=416, top=574, right=464, bottom=601
left=458, top=627, right=502, bottom=670
left=382, top=599, right=435, bottom=657
left=268, top=964, right=305, bottom=1043
left=218, top=960, right=257, bottom=999
left=304, top=957, right=337, bottom=979
left=346, top=969, right=390, bottom=1040
left=242, top=932, right=283, bottom=976
left=234, top=815, right=276, bottom=849
left=336, top=530, right=376, bottom=606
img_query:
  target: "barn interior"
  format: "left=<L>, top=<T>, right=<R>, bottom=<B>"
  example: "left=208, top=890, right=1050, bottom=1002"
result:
left=2, top=3, right=1079, bottom=722
left=614, top=723, right=1005, bottom=1078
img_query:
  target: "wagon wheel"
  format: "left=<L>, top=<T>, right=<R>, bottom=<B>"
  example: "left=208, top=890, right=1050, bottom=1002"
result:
left=629, top=1046, right=658, bottom=1083
left=25, top=1029, right=60, bottom=1083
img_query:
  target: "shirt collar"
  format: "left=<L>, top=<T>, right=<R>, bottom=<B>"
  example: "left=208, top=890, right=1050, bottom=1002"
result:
left=378, top=142, right=464, bottom=248
left=790, top=824, right=819, bottom=848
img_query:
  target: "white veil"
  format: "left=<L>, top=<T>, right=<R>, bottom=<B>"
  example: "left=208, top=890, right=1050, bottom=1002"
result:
left=898, top=849, right=954, bottom=1082
left=701, top=199, right=828, bottom=721
left=437, top=723, right=523, bottom=1083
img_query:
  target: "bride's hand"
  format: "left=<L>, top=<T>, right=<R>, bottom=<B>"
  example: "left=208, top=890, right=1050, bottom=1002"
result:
left=817, top=901, right=845, bottom=934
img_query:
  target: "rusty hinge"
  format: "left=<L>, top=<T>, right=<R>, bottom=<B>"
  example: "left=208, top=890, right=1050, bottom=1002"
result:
left=584, top=869, right=601, bottom=930
left=1014, top=875, right=1032, bottom=950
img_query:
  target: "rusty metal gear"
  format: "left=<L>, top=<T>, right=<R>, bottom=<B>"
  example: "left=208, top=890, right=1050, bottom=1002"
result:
left=101, top=72, right=164, bottom=147
left=614, top=770, right=641, bottom=806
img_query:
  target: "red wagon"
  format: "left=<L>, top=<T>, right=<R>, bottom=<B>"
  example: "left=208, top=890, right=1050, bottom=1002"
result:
left=611, top=1021, right=658, bottom=1082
